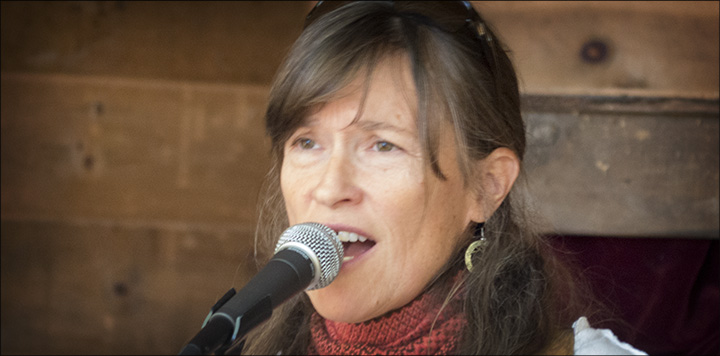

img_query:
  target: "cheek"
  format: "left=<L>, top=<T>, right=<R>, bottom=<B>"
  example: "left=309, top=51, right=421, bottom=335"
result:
left=280, top=164, right=300, bottom=223
left=366, top=170, right=426, bottom=230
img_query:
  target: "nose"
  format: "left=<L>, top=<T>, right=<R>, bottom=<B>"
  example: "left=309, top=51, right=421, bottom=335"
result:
left=311, top=149, right=362, bottom=208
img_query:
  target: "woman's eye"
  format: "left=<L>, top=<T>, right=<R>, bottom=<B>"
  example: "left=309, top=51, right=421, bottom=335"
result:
left=294, top=138, right=317, bottom=150
left=374, top=141, right=397, bottom=152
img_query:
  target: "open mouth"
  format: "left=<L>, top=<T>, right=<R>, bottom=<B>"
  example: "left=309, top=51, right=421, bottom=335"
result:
left=337, top=231, right=376, bottom=262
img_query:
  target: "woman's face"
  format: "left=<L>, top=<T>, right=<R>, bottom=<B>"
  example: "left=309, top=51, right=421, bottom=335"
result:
left=280, top=55, right=483, bottom=323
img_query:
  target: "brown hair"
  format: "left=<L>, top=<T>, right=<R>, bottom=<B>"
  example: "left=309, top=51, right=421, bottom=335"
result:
left=242, top=2, right=586, bottom=354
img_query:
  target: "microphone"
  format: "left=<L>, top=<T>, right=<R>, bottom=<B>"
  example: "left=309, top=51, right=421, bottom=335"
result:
left=178, top=222, right=343, bottom=355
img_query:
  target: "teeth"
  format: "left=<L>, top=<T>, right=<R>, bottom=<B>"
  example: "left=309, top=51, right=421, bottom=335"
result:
left=343, top=256, right=355, bottom=262
left=337, top=231, right=369, bottom=243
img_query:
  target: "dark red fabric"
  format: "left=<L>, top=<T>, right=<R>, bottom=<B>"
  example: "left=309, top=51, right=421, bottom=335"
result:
left=308, top=281, right=466, bottom=355
left=549, top=235, right=720, bottom=355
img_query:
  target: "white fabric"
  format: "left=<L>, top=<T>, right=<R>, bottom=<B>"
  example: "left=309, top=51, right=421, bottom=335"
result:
left=573, top=316, right=647, bottom=355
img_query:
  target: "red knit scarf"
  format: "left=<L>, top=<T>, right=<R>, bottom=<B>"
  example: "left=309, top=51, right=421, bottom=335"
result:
left=308, top=277, right=466, bottom=355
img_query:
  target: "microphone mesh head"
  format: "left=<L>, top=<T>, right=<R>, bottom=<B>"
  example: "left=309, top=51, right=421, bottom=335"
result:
left=274, top=223, right=343, bottom=290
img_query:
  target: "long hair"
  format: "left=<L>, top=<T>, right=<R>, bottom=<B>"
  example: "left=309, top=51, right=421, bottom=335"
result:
left=242, top=2, right=586, bottom=354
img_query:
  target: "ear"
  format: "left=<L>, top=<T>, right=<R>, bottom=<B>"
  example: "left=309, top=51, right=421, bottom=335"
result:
left=467, top=147, right=521, bottom=222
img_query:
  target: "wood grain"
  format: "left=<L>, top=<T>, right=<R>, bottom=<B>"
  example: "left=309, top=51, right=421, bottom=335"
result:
left=1, top=219, right=257, bottom=354
left=476, top=1, right=719, bottom=96
left=1, top=73, right=272, bottom=227
left=523, top=95, right=719, bottom=237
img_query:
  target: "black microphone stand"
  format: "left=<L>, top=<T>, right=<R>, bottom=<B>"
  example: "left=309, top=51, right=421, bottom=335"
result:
left=178, top=288, right=272, bottom=355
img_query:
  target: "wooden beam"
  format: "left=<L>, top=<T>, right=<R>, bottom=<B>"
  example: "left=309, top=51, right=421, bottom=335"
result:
left=523, top=94, right=719, bottom=237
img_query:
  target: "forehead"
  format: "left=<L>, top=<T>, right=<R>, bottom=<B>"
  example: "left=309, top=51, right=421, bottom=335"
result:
left=303, top=54, right=418, bottom=131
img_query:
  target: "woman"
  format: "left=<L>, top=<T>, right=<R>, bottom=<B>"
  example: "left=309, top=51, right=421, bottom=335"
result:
left=240, top=1, right=645, bottom=354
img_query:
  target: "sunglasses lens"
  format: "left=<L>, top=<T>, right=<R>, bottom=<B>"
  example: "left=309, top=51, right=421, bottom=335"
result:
left=396, top=1, right=470, bottom=32
left=305, top=1, right=476, bottom=33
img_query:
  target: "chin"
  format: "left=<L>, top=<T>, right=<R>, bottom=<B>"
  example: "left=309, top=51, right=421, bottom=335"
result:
left=306, top=287, right=380, bottom=324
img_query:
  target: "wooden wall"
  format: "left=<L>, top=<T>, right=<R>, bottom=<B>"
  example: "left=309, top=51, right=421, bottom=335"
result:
left=1, top=1, right=718, bottom=354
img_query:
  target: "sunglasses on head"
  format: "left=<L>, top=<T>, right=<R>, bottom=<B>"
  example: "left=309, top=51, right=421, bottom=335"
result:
left=304, top=1, right=498, bottom=78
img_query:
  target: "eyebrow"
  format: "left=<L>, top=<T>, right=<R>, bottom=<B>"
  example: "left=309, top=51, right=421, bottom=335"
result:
left=297, top=115, right=415, bottom=136
left=353, top=120, right=414, bottom=135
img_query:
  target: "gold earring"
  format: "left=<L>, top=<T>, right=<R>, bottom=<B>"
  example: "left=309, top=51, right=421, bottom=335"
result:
left=464, top=226, right=487, bottom=272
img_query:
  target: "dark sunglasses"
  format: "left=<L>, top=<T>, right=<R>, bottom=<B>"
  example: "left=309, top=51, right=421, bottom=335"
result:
left=304, top=1, right=498, bottom=80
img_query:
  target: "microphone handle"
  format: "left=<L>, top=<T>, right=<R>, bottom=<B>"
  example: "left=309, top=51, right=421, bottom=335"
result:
left=179, top=248, right=315, bottom=355
left=178, top=317, right=233, bottom=355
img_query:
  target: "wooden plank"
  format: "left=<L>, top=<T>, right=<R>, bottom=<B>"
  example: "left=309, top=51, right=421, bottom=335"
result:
left=522, top=94, right=720, bottom=116
left=475, top=1, right=719, bottom=96
left=1, top=73, right=272, bottom=227
left=0, top=219, right=258, bottom=355
left=475, top=1, right=720, bottom=18
left=0, top=1, right=308, bottom=85
left=523, top=95, right=719, bottom=237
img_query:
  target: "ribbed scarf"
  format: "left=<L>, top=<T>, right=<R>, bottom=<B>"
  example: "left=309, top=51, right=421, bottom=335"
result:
left=308, top=277, right=466, bottom=355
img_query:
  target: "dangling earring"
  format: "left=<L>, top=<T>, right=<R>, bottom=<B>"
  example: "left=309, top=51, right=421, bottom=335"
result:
left=465, top=224, right=488, bottom=272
